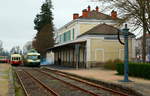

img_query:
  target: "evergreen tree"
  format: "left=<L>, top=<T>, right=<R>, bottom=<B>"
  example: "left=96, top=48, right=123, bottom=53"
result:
left=33, top=1, right=54, bottom=58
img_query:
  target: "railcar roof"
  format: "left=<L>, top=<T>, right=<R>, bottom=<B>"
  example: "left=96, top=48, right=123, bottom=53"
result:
left=11, top=54, right=22, bottom=57
left=27, top=52, right=40, bottom=56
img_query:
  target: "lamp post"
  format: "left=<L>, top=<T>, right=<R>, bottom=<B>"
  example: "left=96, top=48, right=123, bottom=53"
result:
left=122, top=24, right=130, bottom=82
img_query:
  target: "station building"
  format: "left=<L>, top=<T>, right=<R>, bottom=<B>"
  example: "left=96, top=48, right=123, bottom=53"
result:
left=47, top=6, right=135, bottom=68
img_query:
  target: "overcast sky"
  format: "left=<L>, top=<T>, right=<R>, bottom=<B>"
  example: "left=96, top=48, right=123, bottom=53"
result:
left=0, top=0, right=102, bottom=51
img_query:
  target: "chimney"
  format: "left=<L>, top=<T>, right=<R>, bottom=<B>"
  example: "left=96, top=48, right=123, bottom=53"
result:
left=96, top=6, right=99, bottom=12
left=82, top=9, right=88, bottom=17
left=111, top=10, right=117, bottom=19
left=87, top=5, right=91, bottom=12
left=73, top=13, right=79, bottom=20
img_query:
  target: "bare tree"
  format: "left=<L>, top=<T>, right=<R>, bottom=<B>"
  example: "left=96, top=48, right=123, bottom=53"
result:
left=0, top=40, right=3, bottom=50
left=10, top=46, right=22, bottom=54
left=92, top=0, right=150, bottom=62
left=23, top=41, right=33, bottom=54
left=0, top=40, right=3, bottom=55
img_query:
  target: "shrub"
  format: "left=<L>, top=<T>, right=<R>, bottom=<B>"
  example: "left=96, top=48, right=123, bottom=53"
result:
left=104, top=59, right=123, bottom=70
left=116, top=62, right=150, bottom=79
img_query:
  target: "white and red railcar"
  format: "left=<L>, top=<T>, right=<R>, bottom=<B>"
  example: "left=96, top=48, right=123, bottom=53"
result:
left=10, top=54, right=22, bottom=66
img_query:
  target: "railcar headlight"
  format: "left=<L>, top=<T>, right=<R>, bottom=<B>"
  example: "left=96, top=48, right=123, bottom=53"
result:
left=36, top=60, right=40, bottom=62
left=27, top=60, right=33, bottom=62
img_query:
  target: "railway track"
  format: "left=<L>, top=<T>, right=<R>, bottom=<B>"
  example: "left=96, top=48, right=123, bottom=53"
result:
left=15, top=67, right=129, bottom=96
left=16, top=69, right=59, bottom=96
left=26, top=69, right=99, bottom=96
left=41, top=68, right=129, bottom=96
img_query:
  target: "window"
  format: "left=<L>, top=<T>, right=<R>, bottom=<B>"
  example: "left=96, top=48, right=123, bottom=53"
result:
left=63, top=31, right=71, bottom=42
left=67, top=31, right=71, bottom=41
left=60, top=35, right=64, bottom=43
left=27, top=55, right=40, bottom=60
left=59, top=30, right=71, bottom=43
left=72, top=28, right=75, bottom=40
left=64, top=32, right=67, bottom=42
left=12, top=57, right=20, bottom=61
left=59, top=35, right=61, bottom=43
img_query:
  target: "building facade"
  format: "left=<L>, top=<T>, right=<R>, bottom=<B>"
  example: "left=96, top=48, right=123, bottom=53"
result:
left=135, top=34, right=150, bottom=62
left=47, top=6, right=135, bottom=68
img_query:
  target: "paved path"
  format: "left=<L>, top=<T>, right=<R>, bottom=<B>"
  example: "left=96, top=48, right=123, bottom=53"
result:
left=47, top=66, right=150, bottom=96
left=0, top=64, right=11, bottom=96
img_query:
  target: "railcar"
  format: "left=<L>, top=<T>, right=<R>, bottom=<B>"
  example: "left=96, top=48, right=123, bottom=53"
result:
left=0, top=56, right=9, bottom=63
left=24, top=49, right=40, bottom=67
left=10, top=54, right=22, bottom=66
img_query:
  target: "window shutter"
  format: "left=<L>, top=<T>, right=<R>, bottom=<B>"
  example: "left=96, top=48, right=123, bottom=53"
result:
left=72, top=29, right=74, bottom=40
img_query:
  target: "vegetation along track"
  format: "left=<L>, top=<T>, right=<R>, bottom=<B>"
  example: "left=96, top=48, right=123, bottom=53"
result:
left=41, top=67, right=129, bottom=96
left=15, top=69, right=59, bottom=96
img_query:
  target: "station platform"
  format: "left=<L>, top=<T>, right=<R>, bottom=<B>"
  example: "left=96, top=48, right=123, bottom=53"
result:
left=45, top=65, right=150, bottom=96
left=0, top=63, right=11, bottom=96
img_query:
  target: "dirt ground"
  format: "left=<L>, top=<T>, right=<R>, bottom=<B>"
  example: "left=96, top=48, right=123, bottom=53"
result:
left=0, top=64, right=10, bottom=96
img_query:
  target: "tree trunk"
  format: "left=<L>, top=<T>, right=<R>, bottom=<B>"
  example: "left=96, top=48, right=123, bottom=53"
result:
left=142, top=26, right=146, bottom=62
left=142, top=1, right=146, bottom=62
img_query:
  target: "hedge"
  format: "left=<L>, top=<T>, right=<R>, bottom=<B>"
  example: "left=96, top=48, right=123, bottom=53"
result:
left=104, top=59, right=123, bottom=70
left=116, top=62, right=150, bottom=79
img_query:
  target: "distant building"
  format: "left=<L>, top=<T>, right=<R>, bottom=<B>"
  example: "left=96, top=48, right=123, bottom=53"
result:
left=135, top=34, right=150, bottom=62
left=47, top=6, right=135, bottom=68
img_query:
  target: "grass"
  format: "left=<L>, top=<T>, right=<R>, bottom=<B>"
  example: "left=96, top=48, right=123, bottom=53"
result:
left=3, top=69, right=9, bottom=74
left=1, top=75, right=9, bottom=79
left=1, top=69, right=10, bottom=79
left=12, top=68, right=25, bottom=96
left=0, top=80, right=8, bottom=96
left=0, top=68, right=9, bottom=79
left=15, top=82, right=25, bottom=96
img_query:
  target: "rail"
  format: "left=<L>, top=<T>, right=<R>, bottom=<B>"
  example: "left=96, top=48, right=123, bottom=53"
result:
left=43, top=68, right=129, bottom=96
left=15, top=69, right=59, bottom=96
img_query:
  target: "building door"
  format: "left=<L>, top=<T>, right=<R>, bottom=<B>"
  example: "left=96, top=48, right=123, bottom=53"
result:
left=95, top=49, right=104, bottom=62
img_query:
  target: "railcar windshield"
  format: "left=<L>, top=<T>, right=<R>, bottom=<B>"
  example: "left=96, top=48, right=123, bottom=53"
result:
left=27, top=55, right=40, bottom=60
left=12, top=57, right=21, bottom=61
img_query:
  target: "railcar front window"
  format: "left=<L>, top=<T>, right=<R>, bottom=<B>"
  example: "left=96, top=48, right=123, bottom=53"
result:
left=28, top=55, right=38, bottom=60
left=12, top=57, right=20, bottom=61
left=18, top=57, right=20, bottom=60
